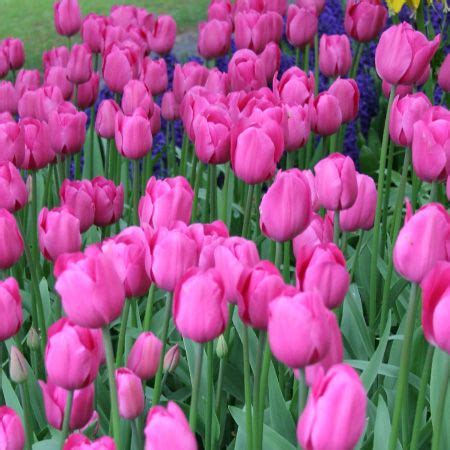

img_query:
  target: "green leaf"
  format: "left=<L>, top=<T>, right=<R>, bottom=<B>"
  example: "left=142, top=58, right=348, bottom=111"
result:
left=1, top=372, right=23, bottom=421
left=32, top=439, right=60, bottom=450
left=373, top=395, right=391, bottom=450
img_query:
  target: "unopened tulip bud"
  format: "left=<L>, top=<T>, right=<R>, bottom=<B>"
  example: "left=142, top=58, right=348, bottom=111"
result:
left=216, top=335, right=228, bottom=359
left=27, top=327, right=40, bottom=351
left=163, top=345, right=180, bottom=373
left=9, top=346, right=28, bottom=384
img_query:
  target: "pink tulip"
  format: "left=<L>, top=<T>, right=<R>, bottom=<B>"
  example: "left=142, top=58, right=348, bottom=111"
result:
left=438, top=54, right=450, bottom=92
left=67, top=44, right=92, bottom=85
left=144, top=401, right=197, bottom=450
left=340, top=174, right=377, bottom=232
left=115, top=368, right=145, bottom=420
left=314, top=153, right=357, bottom=210
left=39, top=381, right=94, bottom=430
left=311, top=92, right=342, bottom=137
left=44, top=66, right=74, bottom=101
left=0, top=278, right=22, bottom=342
left=115, top=109, right=153, bottom=160
left=54, top=0, right=82, bottom=37
left=49, top=103, right=87, bottom=155
left=149, top=104, right=161, bottom=135
left=149, top=225, right=199, bottom=292
left=375, top=23, right=440, bottom=85
left=15, top=69, right=40, bottom=97
left=0, top=48, right=8, bottom=79
left=0, top=209, right=24, bottom=270
left=208, top=0, right=233, bottom=23
left=64, top=434, right=116, bottom=449
left=286, top=5, right=318, bottom=49
left=259, top=42, right=281, bottom=83
left=382, top=81, right=413, bottom=99
left=0, top=161, right=28, bottom=212
left=268, top=291, right=331, bottom=368
left=328, top=78, right=360, bottom=124
left=0, top=81, right=18, bottom=115
left=60, top=179, right=95, bottom=233
left=0, top=406, right=25, bottom=450
left=0, top=120, right=24, bottom=167
left=2, top=38, right=25, bottom=70
left=101, top=226, right=151, bottom=298
left=19, top=85, right=64, bottom=121
left=38, top=207, right=81, bottom=262
left=230, top=111, right=284, bottom=184
left=55, top=250, right=125, bottom=328
left=95, top=100, right=120, bottom=139
left=198, top=20, right=232, bottom=59
left=296, top=0, right=325, bottom=14
left=228, top=49, right=267, bottom=92
left=259, top=169, right=311, bottom=241
left=282, top=103, right=310, bottom=152
left=296, top=242, right=350, bottom=309
left=141, top=58, right=168, bottom=96
left=173, top=62, right=209, bottom=103
left=394, top=203, right=450, bottom=283
left=319, top=34, right=352, bottom=78
left=122, top=80, right=154, bottom=117
left=344, top=0, right=387, bottom=42
left=161, top=91, right=179, bottom=121
left=389, top=93, right=431, bottom=147
left=127, top=332, right=162, bottom=380
left=77, top=73, right=99, bottom=110
left=91, top=176, right=124, bottom=227
left=139, top=176, right=193, bottom=230
left=81, top=14, right=107, bottom=53
left=45, top=318, right=101, bottom=390
left=297, top=364, right=367, bottom=450
left=237, top=260, right=286, bottom=330
left=293, top=213, right=333, bottom=259
left=148, top=15, right=177, bottom=55
left=42, top=46, right=70, bottom=71
left=274, top=67, right=314, bottom=106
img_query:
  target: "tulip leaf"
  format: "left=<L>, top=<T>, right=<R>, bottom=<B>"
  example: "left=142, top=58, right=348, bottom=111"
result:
left=373, top=395, right=391, bottom=450
left=32, top=439, right=59, bottom=450
left=39, top=278, right=52, bottom=328
left=1, top=372, right=23, bottom=421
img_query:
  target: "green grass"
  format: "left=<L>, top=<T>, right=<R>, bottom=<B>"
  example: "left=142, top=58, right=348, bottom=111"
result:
left=0, top=0, right=209, bottom=69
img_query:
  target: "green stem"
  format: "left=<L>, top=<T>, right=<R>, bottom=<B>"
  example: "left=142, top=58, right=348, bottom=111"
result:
left=151, top=293, right=173, bottom=406
left=388, top=283, right=419, bottom=450
left=410, top=345, right=434, bottom=450
left=131, top=418, right=143, bottom=449
left=180, top=133, right=189, bottom=177
left=350, top=230, right=364, bottom=281
left=19, top=383, right=33, bottom=450
left=189, top=342, right=204, bottom=434
left=329, top=132, right=337, bottom=154
left=350, top=43, right=364, bottom=79
left=286, top=151, right=294, bottom=170
left=282, top=240, right=290, bottom=283
left=220, top=163, right=231, bottom=225
left=303, top=44, right=310, bottom=72
left=333, top=211, right=340, bottom=246
left=368, top=86, right=396, bottom=334
left=132, top=159, right=140, bottom=225
left=314, top=34, right=319, bottom=96
left=60, top=390, right=74, bottom=445
left=380, top=140, right=395, bottom=259
left=88, top=104, right=95, bottom=179
left=257, top=336, right=271, bottom=450
left=430, top=180, right=438, bottom=202
left=115, top=300, right=131, bottom=367
left=380, top=149, right=411, bottom=330
left=190, top=154, right=198, bottom=188
left=205, top=341, right=214, bottom=450
left=298, top=370, right=308, bottom=417
left=242, top=185, right=255, bottom=238
left=102, top=327, right=122, bottom=450
left=431, top=354, right=450, bottom=450
left=31, top=172, right=39, bottom=270
left=295, top=48, right=300, bottom=67
left=242, top=326, right=254, bottom=450
left=192, top=163, right=204, bottom=222
left=252, top=333, right=266, bottom=450
left=209, top=164, right=217, bottom=221
left=105, top=139, right=112, bottom=180
left=143, top=284, right=156, bottom=331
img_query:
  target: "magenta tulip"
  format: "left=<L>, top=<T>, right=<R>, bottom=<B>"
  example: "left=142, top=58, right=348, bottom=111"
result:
left=0, top=161, right=28, bottom=212
left=141, top=58, right=168, bottom=96
left=286, top=5, right=318, bottom=49
left=81, top=14, right=107, bottom=53
left=319, top=34, right=352, bottom=78
left=282, top=103, right=310, bottom=151
left=328, top=78, right=360, bottom=124
left=54, top=0, right=82, bottom=37
left=127, top=332, right=163, bottom=380
left=0, top=278, right=22, bottom=342
left=228, top=49, right=267, bottom=92
left=0, top=406, right=25, bottom=450
left=0, top=120, right=24, bottom=167
left=0, top=209, right=24, bottom=270
left=438, top=54, right=450, bottom=92
left=148, top=15, right=177, bottom=55
left=161, top=91, right=179, bottom=121
left=91, top=177, right=124, bottom=227
left=259, top=42, right=281, bottom=83
left=293, top=213, right=333, bottom=259
left=0, top=81, right=18, bottom=115
left=173, top=62, right=209, bottom=103
left=115, top=368, right=145, bottom=420
left=2, top=38, right=25, bottom=70
left=44, top=66, right=73, bottom=101
left=198, top=20, right=232, bottom=60
left=344, top=0, right=387, bottom=42
left=42, top=46, right=70, bottom=71
left=95, top=100, right=120, bottom=139
left=15, top=69, right=41, bottom=97
left=67, top=44, right=92, bottom=85
left=64, top=434, right=116, bottom=450
left=77, top=73, right=99, bottom=110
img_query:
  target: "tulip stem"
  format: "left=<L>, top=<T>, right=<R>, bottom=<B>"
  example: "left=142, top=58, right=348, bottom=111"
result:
left=132, top=159, right=140, bottom=225
left=102, top=326, right=122, bottom=450
left=252, top=333, right=265, bottom=450
left=333, top=211, right=340, bottom=246
left=313, top=34, right=319, bottom=96
left=350, top=230, right=364, bottom=280
left=220, top=163, right=231, bottom=225
left=286, top=151, right=295, bottom=170
left=242, top=326, right=254, bottom=450
left=256, top=336, right=271, bottom=450
left=180, top=133, right=189, bottom=177
left=430, top=180, right=438, bottom=202
left=143, top=284, right=156, bottom=331
left=379, top=149, right=411, bottom=330
left=189, top=342, right=204, bottom=434
left=209, top=164, right=217, bottom=221
left=431, top=354, right=450, bottom=450
left=60, top=390, right=74, bottom=446
left=19, top=383, right=34, bottom=450
left=192, top=162, right=204, bottom=222
left=388, top=282, right=419, bottom=450
left=205, top=341, right=214, bottom=450
left=242, top=184, right=255, bottom=238
left=410, top=345, right=434, bottom=450
left=283, top=240, right=290, bottom=283
left=368, top=85, right=396, bottom=336
left=350, top=43, right=364, bottom=79
left=88, top=103, right=96, bottom=179
left=131, top=418, right=143, bottom=449
left=380, top=140, right=395, bottom=260
left=329, top=132, right=337, bottom=154
left=115, top=299, right=131, bottom=367
left=152, top=292, right=173, bottom=406
left=303, top=44, right=310, bottom=72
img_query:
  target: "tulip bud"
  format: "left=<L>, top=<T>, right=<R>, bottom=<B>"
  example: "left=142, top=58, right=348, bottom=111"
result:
left=319, top=34, right=352, bottom=78
left=286, top=5, right=318, bottom=49
left=310, top=92, right=342, bottom=137
left=141, top=58, right=168, bottom=96
left=198, top=19, right=232, bottom=60
left=9, top=346, right=28, bottom=384
left=54, top=0, right=82, bottom=37
left=148, top=15, right=177, bottom=55
left=27, top=327, right=40, bottom=351
left=115, top=368, right=145, bottom=420
left=164, top=344, right=180, bottom=373
left=95, top=100, right=120, bottom=139
left=216, top=335, right=228, bottom=359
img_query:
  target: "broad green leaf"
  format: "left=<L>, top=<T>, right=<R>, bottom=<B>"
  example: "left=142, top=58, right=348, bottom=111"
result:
left=373, top=395, right=391, bottom=450
left=1, top=372, right=23, bottom=421
left=32, top=439, right=59, bottom=450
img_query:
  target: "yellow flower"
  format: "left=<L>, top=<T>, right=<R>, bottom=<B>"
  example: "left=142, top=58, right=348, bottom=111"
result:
left=386, top=0, right=420, bottom=12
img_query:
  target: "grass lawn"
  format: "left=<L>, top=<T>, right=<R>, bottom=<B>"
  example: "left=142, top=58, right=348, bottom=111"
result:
left=0, top=0, right=209, bottom=69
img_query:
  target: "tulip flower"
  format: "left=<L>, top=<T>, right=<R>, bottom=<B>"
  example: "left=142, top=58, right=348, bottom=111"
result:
left=268, top=291, right=331, bottom=368
left=328, top=78, right=360, bottom=124
left=296, top=0, right=325, bottom=14
left=310, top=92, right=342, bottom=137
left=115, top=368, right=145, bottom=420
left=2, top=38, right=25, bottom=70
left=0, top=161, right=28, bottom=212
left=0, top=120, right=24, bottom=167
left=127, top=332, right=163, bottom=380
left=344, top=0, right=387, bottom=42
left=95, top=100, right=120, bottom=139
left=122, top=80, right=154, bottom=117
left=42, top=46, right=70, bottom=71
left=91, top=177, right=124, bottom=227
left=0, top=406, right=25, bottom=450
left=297, top=364, right=367, bottom=450
left=0, top=48, right=8, bottom=79
left=63, top=434, right=116, bottom=449
left=45, top=318, right=102, bottom=390
left=44, top=66, right=73, bottom=101
left=161, top=91, right=180, bottom=121
left=148, top=15, right=177, bottom=55
left=15, top=69, right=41, bottom=97
left=0, top=209, right=24, bottom=270
left=54, top=0, right=82, bottom=37
left=393, top=203, right=450, bottom=284
left=375, top=23, right=440, bottom=85
left=81, top=14, right=107, bottom=53
left=67, top=44, right=92, bottom=85
left=144, top=401, right=197, bottom=450
left=77, top=73, right=99, bottom=110
left=55, top=250, right=125, bottom=328
left=0, top=278, right=22, bottom=342
left=382, top=81, right=413, bottom=99
left=198, top=19, right=232, bottom=59
left=282, top=103, right=310, bottom=151
left=39, top=381, right=94, bottom=431
left=286, top=5, right=318, bottom=49
left=228, top=49, right=267, bottom=92
left=173, top=62, right=209, bottom=103
left=314, top=153, right=358, bottom=210
left=141, top=58, right=168, bottom=96
left=319, top=34, right=352, bottom=78
left=0, top=81, right=18, bottom=115
left=259, top=42, right=281, bottom=83
left=296, top=242, right=350, bottom=309
left=389, top=93, right=431, bottom=148
left=438, top=54, right=450, bottom=93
